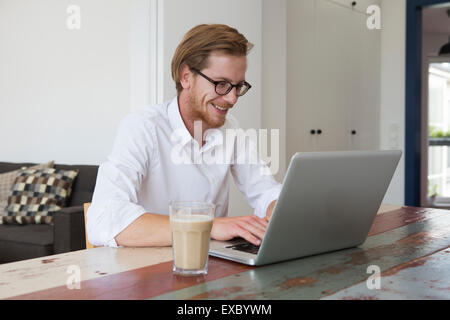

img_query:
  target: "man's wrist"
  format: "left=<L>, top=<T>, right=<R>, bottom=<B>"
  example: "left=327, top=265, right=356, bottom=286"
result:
left=265, top=200, right=277, bottom=221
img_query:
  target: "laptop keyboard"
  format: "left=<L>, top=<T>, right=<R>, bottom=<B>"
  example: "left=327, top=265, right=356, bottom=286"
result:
left=226, top=239, right=260, bottom=255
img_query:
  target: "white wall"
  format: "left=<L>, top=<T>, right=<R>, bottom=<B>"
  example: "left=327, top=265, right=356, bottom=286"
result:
left=379, top=0, right=406, bottom=205
left=0, top=0, right=134, bottom=165
left=262, top=0, right=287, bottom=183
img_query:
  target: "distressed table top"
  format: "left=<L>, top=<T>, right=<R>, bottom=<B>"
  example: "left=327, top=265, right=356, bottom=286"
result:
left=1, top=204, right=449, bottom=300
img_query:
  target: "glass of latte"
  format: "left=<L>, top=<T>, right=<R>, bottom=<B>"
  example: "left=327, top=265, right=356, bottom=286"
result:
left=169, top=201, right=215, bottom=276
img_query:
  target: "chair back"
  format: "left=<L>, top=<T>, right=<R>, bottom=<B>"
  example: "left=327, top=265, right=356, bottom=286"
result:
left=83, top=203, right=95, bottom=249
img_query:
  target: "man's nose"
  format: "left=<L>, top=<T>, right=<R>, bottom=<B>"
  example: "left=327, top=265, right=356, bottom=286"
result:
left=223, top=87, right=238, bottom=105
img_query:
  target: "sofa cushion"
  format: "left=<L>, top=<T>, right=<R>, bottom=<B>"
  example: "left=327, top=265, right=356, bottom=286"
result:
left=55, top=164, right=98, bottom=206
left=0, top=224, right=54, bottom=245
left=0, top=162, right=98, bottom=208
left=4, top=168, right=78, bottom=225
left=0, top=200, right=6, bottom=218
left=0, top=224, right=54, bottom=263
left=0, top=161, right=54, bottom=216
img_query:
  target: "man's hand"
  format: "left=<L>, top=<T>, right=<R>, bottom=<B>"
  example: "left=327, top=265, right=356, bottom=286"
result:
left=211, top=215, right=268, bottom=246
left=265, top=200, right=277, bottom=222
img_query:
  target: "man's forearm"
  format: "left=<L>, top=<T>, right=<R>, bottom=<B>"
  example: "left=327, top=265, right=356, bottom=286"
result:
left=114, top=204, right=276, bottom=247
left=114, top=213, right=172, bottom=247
left=265, top=200, right=277, bottom=221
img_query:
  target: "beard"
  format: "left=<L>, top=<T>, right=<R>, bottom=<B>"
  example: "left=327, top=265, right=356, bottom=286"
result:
left=187, top=90, right=228, bottom=129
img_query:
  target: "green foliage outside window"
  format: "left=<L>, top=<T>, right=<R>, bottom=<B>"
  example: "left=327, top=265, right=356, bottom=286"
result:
left=428, top=181, right=439, bottom=198
left=429, top=125, right=450, bottom=138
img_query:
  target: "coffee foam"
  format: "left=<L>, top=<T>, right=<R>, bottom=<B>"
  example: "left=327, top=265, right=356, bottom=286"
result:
left=171, top=214, right=213, bottom=222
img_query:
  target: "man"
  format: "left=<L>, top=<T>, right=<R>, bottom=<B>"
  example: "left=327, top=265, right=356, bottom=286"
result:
left=87, top=24, right=281, bottom=247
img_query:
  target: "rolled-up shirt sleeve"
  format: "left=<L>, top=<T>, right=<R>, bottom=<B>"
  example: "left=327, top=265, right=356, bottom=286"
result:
left=87, top=113, right=156, bottom=247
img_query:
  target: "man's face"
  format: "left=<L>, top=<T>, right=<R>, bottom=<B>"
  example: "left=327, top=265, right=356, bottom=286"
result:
left=188, top=52, right=247, bottom=129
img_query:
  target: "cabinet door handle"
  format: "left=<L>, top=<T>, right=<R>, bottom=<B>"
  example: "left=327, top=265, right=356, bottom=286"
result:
left=317, top=129, right=322, bottom=135
left=310, top=130, right=316, bottom=135
left=351, top=130, right=357, bottom=135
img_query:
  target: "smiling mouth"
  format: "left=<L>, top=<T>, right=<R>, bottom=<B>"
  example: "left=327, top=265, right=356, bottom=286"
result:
left=212, top=103, right=228, bottom=112
left=211, top=103, right=230, bottom=115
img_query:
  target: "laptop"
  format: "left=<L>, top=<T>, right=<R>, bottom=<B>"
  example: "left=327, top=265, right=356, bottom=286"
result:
left=209, top=150, right=402, bottom=266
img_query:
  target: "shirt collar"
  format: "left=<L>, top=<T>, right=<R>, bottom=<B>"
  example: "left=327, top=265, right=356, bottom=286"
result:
left=167, top=96, right=227, bottom=149
left=168, top=96, right=192, bottom=147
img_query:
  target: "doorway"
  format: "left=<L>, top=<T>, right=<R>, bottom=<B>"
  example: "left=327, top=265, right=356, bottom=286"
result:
left=405, top=0, right=450, bottom=207
left=422, top=4, right=450, bottom=207
left=426, top=61, right=450, bottom=207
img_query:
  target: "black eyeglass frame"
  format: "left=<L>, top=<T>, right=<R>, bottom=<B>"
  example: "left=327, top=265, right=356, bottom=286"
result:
left=191, top=68, right=252, bottom=97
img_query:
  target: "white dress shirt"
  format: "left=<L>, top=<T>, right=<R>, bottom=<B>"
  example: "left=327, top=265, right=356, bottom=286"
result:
left=87, top=97, right=282, bottom=247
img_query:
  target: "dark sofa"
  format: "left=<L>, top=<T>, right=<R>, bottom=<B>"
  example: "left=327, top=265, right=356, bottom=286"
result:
left=0, top=162, right=98, bottom=264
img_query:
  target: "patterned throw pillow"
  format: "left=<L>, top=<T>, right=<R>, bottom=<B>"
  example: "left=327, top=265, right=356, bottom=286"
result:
left=0, top=161, right=54, bottom=216
left=0, top=200, right=6, bottom=219
left=2, top=167, right=78, bottom=225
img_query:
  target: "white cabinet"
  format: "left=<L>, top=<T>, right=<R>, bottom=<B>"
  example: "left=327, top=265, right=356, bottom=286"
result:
left=286, top=0, right=380, bottom=159
left=329, top=0, right=379, bottom=12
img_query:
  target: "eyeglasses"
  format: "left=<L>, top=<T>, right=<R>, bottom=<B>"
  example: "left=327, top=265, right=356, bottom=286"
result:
left=191, top=68, right=252, bottom=97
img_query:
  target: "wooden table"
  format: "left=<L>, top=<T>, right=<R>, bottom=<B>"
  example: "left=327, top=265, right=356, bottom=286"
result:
left=1, top=205, right=449, bottom=300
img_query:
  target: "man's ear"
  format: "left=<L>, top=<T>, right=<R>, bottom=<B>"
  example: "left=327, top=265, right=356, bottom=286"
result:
left=179, top=64, right=193, bottom=90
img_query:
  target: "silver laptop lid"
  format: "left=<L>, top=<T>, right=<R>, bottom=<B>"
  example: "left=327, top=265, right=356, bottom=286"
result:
left=254, top=150, right=402, bottom=265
